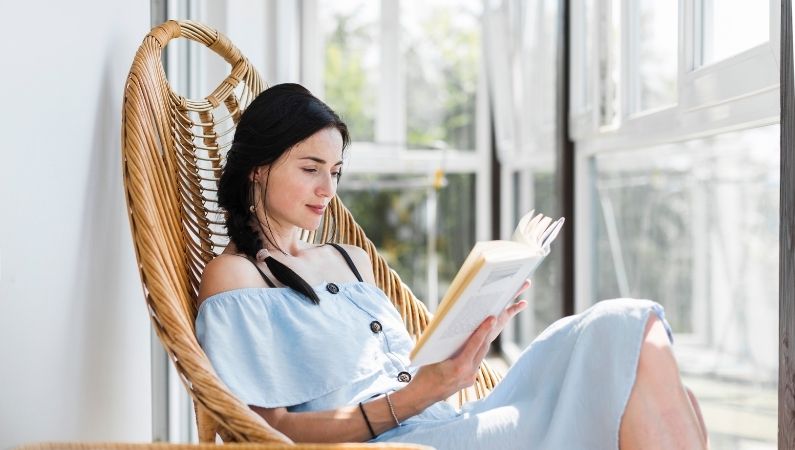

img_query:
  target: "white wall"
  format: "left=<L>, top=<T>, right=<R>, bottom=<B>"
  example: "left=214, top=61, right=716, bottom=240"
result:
left=0, top=2, right=152, bottom=448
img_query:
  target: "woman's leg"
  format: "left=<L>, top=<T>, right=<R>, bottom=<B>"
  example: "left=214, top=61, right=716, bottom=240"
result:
left=686, top=386, right=708, bottom=444
left=619, top=315, right=709, bottom=449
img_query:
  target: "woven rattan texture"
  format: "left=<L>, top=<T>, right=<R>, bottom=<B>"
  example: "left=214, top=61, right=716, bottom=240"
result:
left=122, top=20, right=502, bottom=444
left=16, top=443, right=432, bottom=450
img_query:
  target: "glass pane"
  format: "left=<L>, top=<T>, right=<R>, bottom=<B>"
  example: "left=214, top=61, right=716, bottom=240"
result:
left=320, top=0, right=379, bottom=141
left=599, top=0, right=621, bottom=127
left=635, top=1, right=678, bottom=111
left=571, top=0, right=596, bottom=113
left=337, top=173, right=475, bottom=306
left=592, top=125, right=779, bottom=448
left=436, top=174, right=477, bottom=301
left=528, top=170, right=563, bottom=336
left=701, top=0, right=769, bottom=65
left=507, top=169, right=563, bottom=348
left=402, top=0, right=482, bottom=151
left=338, top=175, right=429, bottom=298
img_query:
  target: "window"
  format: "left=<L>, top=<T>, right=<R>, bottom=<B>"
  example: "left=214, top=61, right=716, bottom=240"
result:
left=317, top=0, right=489, bottom=309
left=592, top=125, right=779, bottom=448
left=572, top=0, right=780, bottom=446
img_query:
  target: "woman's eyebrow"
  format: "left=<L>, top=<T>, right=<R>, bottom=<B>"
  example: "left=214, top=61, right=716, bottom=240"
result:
left=299, top=156, right=343, bottom=166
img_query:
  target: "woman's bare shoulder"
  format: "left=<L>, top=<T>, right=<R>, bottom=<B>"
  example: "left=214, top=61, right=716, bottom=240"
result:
left=197, top=254, right=269, bottom=306
left=334, top=244, right=376, bottom=285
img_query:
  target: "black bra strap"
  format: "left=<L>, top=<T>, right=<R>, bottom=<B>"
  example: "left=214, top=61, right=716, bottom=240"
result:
left=327, top=243, right=364, bottom=282
left=239, top=255, right=277, bottom=288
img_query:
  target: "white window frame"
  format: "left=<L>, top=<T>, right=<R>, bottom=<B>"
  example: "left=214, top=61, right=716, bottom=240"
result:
left=571, top=0, right=781, bottom=336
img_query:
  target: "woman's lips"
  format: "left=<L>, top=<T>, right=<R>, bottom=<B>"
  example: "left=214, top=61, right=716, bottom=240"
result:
left=307, top=205, right=325, bottom=215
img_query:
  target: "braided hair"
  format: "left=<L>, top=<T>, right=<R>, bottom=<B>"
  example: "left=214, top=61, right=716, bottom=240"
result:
left=218, top=83, right=350, bottom=304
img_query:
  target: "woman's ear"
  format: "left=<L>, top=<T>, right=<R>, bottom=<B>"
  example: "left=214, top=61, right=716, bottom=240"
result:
left=250, top=167, right=263, bottom=184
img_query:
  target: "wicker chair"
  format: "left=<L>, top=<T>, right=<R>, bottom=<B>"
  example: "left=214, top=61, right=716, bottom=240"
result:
left=16, top=444, right=431, bottom=450
left=121, top=19, right=502, bottom=445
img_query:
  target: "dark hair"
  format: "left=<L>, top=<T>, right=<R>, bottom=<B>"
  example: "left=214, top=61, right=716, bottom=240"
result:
left=218, top=83, right=350, bottom=304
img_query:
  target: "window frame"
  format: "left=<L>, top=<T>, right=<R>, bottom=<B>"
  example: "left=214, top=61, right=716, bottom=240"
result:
left=779, top=1, right=795, bottom=446
left=572, top=0, right=781, bottom=314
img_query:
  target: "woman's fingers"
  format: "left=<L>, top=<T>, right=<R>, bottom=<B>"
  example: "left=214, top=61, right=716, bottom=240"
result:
left=456, top=316, right=495, bottom=363
left=513, top=279, right=532, bottom=298
left=487, top=300, right=529, bottom=342
left=497, top=299, right=528, bottom=324
left=507, top=299, right=528, bottom=316
left=472, top=332, right=492, bottom=365
left=446, top=289, right=531, bottom=385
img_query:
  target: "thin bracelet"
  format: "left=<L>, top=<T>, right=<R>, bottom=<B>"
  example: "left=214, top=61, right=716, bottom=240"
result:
left=358, top=402, right=377, bottom=439
left=384, top=392, right=401, bottom=427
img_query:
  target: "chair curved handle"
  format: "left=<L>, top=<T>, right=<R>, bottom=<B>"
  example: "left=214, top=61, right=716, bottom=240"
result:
left=145, top=20, right=257, bottom=109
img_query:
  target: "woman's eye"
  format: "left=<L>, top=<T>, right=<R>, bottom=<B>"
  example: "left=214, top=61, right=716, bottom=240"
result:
left=302, top=168, right=318, bottom=174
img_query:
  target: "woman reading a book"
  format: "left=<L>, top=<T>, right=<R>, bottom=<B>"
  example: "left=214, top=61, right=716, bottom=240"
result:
left=196, top=83, right=709, bottom=449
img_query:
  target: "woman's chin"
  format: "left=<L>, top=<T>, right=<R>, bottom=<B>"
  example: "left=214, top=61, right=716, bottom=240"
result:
left=300, top=218, right=324, bottom=231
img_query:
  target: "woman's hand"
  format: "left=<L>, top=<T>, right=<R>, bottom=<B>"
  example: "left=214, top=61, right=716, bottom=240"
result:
left=408, top=280, right=531, bottom=403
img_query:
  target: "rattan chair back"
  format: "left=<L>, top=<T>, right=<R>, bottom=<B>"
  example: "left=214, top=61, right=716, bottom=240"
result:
left=121, top=19, right=501, bottom=444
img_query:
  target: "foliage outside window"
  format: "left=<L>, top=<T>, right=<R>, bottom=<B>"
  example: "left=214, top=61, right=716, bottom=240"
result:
left=403, top=3, right=481, bottom=150
left=321, top=0, right=378, bottom=141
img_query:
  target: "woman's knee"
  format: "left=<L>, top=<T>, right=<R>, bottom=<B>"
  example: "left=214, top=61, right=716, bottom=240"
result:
left=637, top=315, right=680, bottom=378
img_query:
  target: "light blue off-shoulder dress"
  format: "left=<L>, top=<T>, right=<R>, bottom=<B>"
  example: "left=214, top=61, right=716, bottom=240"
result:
left=196, top=274, right=670, bottom=449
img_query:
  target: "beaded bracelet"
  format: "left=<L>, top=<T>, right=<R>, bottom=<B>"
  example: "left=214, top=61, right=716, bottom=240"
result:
left=358, top=402, right=377, bottom=439
left=384, top=392, right=401, bottom=427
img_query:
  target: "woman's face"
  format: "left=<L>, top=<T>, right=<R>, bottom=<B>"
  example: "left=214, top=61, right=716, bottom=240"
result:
left=253, top=127, right=344, bottom=232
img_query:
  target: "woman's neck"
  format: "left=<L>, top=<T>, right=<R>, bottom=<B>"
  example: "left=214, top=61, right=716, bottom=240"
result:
left=256, top=222, right=306, bottom=257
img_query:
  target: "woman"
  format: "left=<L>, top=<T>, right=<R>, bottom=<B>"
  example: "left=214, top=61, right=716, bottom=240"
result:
left=196, top=83, right=708, bottom=449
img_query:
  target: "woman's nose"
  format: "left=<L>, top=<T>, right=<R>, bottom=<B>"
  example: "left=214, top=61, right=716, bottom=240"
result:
left=316, top=172, right=336, bottom=197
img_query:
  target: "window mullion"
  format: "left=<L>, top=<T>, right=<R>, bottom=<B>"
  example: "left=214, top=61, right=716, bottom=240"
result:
left=300, top=0, right=323, bottom=95
left=376, top=0, right=405, bottom=146
left=771, top=0, right=782, bottom=67
left=681, top=0, right=696, bottom=102
left=475, top=46, right=492, bottom=243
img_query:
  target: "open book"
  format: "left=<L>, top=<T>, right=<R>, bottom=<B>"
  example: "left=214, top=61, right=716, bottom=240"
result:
left=409, top=210, right=564, bottom=367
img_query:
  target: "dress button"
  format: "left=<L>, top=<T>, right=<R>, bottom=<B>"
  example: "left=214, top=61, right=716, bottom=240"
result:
left=369, top=320, right=383, bottom=333
left=326, top=283, right=339, bottom=294
left=397, top=371, right=412, bottom=383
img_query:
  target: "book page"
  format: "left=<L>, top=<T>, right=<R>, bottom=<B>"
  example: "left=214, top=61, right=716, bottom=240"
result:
left=438, top=265, right=523, bottom=340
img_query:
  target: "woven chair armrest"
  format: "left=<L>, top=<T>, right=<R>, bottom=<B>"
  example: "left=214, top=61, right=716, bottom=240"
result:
left=15, top=443, right=434, bottom=450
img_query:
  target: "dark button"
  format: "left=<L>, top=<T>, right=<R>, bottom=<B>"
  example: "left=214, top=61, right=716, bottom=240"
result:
left=326, top=283, right=339, bottom=294
left=397, top=371, right=412, bottom=383
left=369, top=320, right=383, bottom=333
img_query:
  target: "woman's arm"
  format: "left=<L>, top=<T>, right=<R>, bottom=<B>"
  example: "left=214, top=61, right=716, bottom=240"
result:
left=240, top=244, right=530, bottom=442
left=197, top=254, right=266, bottom=305
left=251, top=314, right=500, bottom=443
